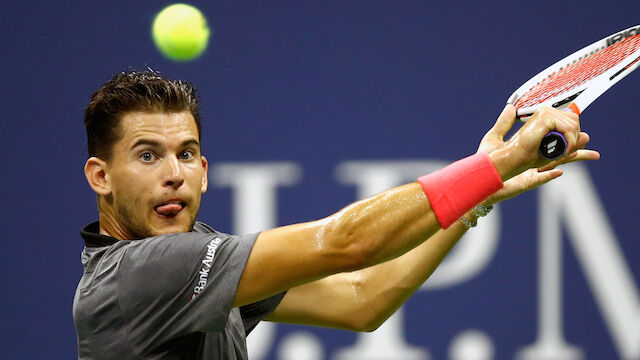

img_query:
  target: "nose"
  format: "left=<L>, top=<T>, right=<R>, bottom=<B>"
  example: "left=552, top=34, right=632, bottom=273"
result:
left=163, top=156, right=184, bottom=189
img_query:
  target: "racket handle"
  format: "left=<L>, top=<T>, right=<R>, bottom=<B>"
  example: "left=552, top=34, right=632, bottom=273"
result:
left=538, top=105, right=577, bottom=160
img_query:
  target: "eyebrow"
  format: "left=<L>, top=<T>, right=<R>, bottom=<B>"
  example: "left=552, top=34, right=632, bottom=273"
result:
left=131, top=138, right=200, bottom=150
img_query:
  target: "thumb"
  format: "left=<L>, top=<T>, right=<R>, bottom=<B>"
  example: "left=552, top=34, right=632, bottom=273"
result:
left=488, top=104, right=517, bottom=140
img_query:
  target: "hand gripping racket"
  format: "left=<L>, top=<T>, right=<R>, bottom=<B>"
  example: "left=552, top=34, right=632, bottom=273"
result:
left=507, top=25, right=640, bottom=160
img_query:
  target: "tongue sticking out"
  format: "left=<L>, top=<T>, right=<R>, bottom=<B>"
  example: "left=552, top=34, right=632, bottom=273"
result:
left=155, top=203, right=184, bottom=217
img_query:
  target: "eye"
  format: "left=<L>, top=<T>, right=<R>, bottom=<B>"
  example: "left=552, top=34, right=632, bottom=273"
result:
left=179, top=150, right=194, bottom=160
left=139, top=151, right=156, bottom=162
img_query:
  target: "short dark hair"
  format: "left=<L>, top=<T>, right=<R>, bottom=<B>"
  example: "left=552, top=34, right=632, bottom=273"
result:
left=84, top=69, right=202, bottom=160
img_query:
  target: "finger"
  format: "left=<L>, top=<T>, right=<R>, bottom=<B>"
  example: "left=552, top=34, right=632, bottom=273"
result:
left=538, top=149, right=600, bottom=171
left=564, top=149, right=601, bottom=163
left=557, top=132, right=592, bottom=163
left=523, top=167, right=564, bottom=190
left=529, top=169, right=564, bottom=189
left=545, top=132, right=590, bottom=167
left=486, top=167, right=563, bottom=204
left=575, top=132, right=590, bottom=149
left=550, top=107, right=581, bottom=152
left=533, top=168, right=563, bottom=185
left=488, top=104, right=517, bottom=140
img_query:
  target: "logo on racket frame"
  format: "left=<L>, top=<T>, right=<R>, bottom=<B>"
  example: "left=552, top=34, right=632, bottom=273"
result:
left=606, top=26, right=640, bottom=47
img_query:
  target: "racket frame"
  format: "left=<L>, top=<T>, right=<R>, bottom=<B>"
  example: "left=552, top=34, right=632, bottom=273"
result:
left=508, top=25, right=640, bottom=120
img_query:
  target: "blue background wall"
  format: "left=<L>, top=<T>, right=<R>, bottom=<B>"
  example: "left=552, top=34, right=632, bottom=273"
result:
left=1, top=1, right=638, bottom=359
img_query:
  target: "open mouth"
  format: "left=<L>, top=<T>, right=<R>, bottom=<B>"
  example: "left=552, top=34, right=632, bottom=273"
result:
left=154, top=200, right=186, bottom=218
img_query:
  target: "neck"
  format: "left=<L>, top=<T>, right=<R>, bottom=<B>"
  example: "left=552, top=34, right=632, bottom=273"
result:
left=98, top=209, right=137, bottom=241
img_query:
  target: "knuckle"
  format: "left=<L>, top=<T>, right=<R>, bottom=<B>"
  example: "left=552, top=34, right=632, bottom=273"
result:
left=537, top=106, right=551, bottom=115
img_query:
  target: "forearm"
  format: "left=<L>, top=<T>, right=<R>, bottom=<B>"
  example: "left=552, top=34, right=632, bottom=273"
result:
left=319, top=182, right=441, bottom=269
left=347, top=214, right=475, bottom=330
left=320, top=150, right=504, bottom=269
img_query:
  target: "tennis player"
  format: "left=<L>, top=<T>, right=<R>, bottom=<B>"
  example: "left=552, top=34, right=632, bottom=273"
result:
left=73, top=70, right=598, bottom=359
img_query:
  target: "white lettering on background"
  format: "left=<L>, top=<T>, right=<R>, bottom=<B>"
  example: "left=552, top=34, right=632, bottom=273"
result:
left=516, top=164, right=640, bottom=360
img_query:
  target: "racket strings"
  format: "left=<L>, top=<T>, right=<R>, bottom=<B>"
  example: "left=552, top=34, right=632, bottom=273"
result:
left=515, top=34, right=640, bottom=109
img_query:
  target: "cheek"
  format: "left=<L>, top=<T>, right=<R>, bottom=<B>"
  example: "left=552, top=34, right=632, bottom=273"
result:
left=186, top=166, right=206, bottom=189
left=114, top=187, right=145, bottom=214
left=111, top=171, right=153, bottom=209
left=185, top=170, right=205, bottom=207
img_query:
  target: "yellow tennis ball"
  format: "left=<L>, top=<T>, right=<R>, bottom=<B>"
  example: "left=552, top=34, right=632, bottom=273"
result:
left=152, top=4, right=210, bottom=61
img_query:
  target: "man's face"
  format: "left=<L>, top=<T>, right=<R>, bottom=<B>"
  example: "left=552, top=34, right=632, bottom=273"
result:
left=101, top=111, right=208, bottom=239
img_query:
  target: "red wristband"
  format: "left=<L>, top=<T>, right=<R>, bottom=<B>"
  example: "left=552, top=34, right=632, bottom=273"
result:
left=417, top=152, right=503, bottom=229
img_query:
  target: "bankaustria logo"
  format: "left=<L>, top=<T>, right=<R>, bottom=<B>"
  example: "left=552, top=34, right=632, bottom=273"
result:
left=191, top=237, right=222, bottom=300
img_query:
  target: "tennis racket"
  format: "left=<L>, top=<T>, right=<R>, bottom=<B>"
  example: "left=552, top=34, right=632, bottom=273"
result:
left=507, top=25, right=640, bottom=160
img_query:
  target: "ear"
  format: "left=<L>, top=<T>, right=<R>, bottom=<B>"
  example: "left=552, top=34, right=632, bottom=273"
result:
left=84, top=157, right=112, bottom=196
left=200, top=155, right=209, bottom=194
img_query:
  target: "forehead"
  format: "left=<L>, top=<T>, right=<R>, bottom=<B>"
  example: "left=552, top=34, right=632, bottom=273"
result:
left=118, top=111, right=199, bottom=144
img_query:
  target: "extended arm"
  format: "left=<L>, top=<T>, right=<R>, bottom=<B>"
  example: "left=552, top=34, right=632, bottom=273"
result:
left=233, top=105, right=592, bottom=307
left=234, top=182, right=440, bottom=307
